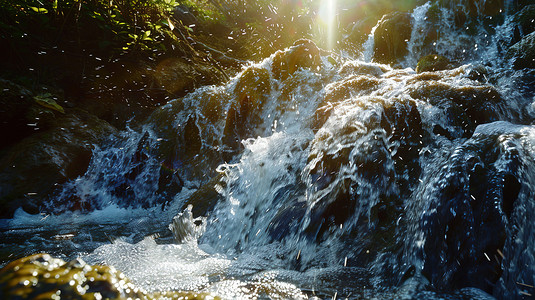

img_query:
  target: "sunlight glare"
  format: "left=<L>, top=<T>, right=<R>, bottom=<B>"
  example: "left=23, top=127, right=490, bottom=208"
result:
left=318, top=0, right=337, bottom=50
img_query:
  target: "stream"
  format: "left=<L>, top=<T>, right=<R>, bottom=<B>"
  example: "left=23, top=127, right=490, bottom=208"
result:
left=2, top=1, right=535, bottom=299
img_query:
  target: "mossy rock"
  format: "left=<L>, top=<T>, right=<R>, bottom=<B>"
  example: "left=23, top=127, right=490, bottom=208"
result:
left=272, top=39, right=322, bottom=81
left=408, top=79, right=506, bottom=138
left=372, top=12, right=412, bottom=65
left=344, top=17, right=380, bottom=51
left=0, top=254, right=217, bottom=299
left=338, top=61, right=389, bottom=77
left=416, top=54, right=454, bottom=73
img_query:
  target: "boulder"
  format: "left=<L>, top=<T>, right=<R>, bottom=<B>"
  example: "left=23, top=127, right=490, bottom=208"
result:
left=408, top=79, right=506, bottom=138
left=305, top=97, right=423, bottom=264
left=512, top=4, right=535, bottom=43
left=272, top=39, right=322, bottom=81
left=415, top=54, right=454, bottom=73
left=507, top=31, right=535, bottom=69
left=223, top=66, right=272, bottom=151
left=0, top=80, right=71, bottom=149
left=373, top=12, right=412, bottom=65
left=338, top=61, right=390, bottom=77
left=417, top=122, right=533, bottom=294
left=437, top=0, right=504, bottom=27
left=154, top=57, right=224, bottom=96
left=343, top=17, right=379, bottom=52
left=181, top=174, right=225, bottom=218
left=0, top=109, right=116, bottom=217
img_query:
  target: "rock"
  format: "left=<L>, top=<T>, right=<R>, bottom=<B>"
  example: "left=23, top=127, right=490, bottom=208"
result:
left=343, top=17, right=379, bottom=52
left=154, top=57, right=224, bottom=96
left=80, top=55, right=227, bottom=129
left=373, top=12, right=412, bottom=65
left=480, top=0, right=504, bottom=17
left=338, top=61, right=390, bottom=77
left=437, top=0, right=504, bottom=27
left=223, top=66, right=272, bottom=151
left=415, top=54, right=454, bottom=73
left=408, top=78, right=506, bottom=137
left=321, top=75, right=382, bottom=107
left=507, top=31, right=535, bottom=69
left=512, top=5, right=535, bottom=43
left=0, top=253, right=215, bottom=299
left=305, top=97, right=423, bottom=261
left=182, top=174, right=225, bottom=218
left=272, top=39, right=322, bottom=81
left=0, top=109, right=117, bottom=217
left=172, top=4, right=199, bottom=28
left=146, top=96, right=226, bottom=182
left=416, top=122, right=533, bottom=293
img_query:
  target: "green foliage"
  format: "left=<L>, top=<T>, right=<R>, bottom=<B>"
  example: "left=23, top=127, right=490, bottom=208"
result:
left=0, top=0, right=178, bottom=56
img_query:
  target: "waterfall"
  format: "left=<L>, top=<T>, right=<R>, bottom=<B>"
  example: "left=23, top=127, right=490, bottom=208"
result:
left=3, top=1, right=535, bottom=299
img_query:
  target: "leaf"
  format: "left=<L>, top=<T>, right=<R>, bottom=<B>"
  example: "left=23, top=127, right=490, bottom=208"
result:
left=34, top=93, right=65, bottom=114
left=30, top=7, right=48, bottom=14
left=167, top=18, right=174, bottom=31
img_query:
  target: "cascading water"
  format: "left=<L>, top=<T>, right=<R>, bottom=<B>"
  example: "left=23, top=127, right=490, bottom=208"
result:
left=2, top=1, right=535, bottom=299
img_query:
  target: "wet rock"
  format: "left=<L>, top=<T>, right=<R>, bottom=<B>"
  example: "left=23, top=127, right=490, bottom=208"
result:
left=511, top=5, right=535, bottom=43
left=338, top=61, right=390, bottom=78
left=320, top=75, right=382, bottom=111
left=373, top=12, right=412, bottom=65
left=437, top=0, right=504, bottom=28
left=344, top=17, right=380, bottom=53
left=154, top=57, right=224, bottom=96
left=0, top=253, right=215, bottom=299
left=272, top=39, right=322, bottom=81
left=417, top=122, right=534, bottom=294
left=0, top=109, right=116, bottom=217
left=464, top=64, right=489, bottom=82
left=305, top=97, right=423, bottom=261
left=172, top=4, right=199, bottom=28
left=479, top=0, right=504, bottom=17
left=507, top=31, right=535, bottom=69
left=408, top=79, right=505, bottom=137
left=80, top=55, right=227, bottom=129
left=182, top=174, right=225, bottom=218
left=223, top=66, right=271, bottom=152
left=415, top=54, right=454, bottom=73
left=147, top=99, right=226, bottom=181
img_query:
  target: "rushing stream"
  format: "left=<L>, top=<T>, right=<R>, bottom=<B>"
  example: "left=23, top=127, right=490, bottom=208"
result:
left=2, top=1, right=535, bottom=299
